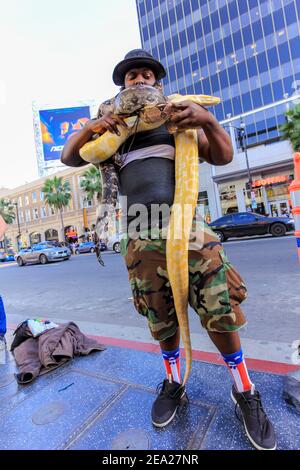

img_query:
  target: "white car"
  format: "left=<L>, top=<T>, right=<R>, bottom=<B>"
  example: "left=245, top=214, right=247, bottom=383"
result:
left=106, top=233, right=123, bottom=253
left=15, top=243, right=71, bottom=266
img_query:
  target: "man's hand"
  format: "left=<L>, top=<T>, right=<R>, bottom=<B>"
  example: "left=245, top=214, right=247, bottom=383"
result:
left=165, top=101, right=214, bottom=130
left=61, top=112, right=130, bottom=167
left=85, top=112, right=129, bottom=136
left=165, top=101, right=233, bottom=165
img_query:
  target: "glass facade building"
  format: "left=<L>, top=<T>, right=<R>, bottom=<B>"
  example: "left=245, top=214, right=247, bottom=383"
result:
left=136, top=0, right=300, bottom=147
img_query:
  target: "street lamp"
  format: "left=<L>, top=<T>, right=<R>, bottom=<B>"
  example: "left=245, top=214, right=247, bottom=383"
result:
left=224, top=118, right=255, bottom=211
left=12, top=202, right=21, bottom=249
left=238, top=118, right=253, bottom=192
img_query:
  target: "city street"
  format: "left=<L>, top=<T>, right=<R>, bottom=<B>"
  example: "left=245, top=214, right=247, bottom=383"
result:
left=1, top=235, right=299, bottom=365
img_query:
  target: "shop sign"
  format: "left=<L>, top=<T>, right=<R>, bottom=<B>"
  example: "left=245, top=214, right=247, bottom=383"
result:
left=66, top=230, right=77, bottom=238
left=252, top=175, right=288, bottom=188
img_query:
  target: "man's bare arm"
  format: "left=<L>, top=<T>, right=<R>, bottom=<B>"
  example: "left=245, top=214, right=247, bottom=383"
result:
left=61, top=126, right=94, bottom=167
left=61, top=113, right=129, bottom=167
left=197, top=124, right=233, bottom=166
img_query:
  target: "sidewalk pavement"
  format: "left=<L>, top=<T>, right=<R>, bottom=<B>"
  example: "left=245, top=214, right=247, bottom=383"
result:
left=0, top=328, right=299, bottom=451
left=6, top=312, right=297, bottom=365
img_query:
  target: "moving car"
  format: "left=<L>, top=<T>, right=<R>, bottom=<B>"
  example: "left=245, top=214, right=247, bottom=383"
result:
left=209, top=212, right=295, bottom=242
left=15, top=243, right=71, bottom=266
left=75, top=241, right=106, bottom=254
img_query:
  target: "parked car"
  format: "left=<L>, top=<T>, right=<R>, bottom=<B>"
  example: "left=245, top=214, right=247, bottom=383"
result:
left=209, top=212, right=295, bottom=242
left=106, top=233, right=122, bottom=253
left=5, top=249, right=15, bottom=261
left=15, top=243, right=71, bottom=266
left=0, top=249, right=15, bottom=262
left=36, top=241, right=70, bottom=249
left=75, top=241, right=106, bottom=254
left=57, top=241, right=70, bottom=248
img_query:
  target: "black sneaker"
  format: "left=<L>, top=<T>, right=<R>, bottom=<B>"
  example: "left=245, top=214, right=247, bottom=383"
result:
left=151, top=379, right=188, bottom=428
left=231, top=385, right=277, bottom=450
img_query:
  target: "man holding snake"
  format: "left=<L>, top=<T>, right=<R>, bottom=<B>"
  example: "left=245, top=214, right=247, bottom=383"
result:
left=61, top=49, right=276, bottom=451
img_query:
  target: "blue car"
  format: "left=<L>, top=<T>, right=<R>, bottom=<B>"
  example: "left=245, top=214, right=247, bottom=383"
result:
left=75, top=241, right=106, bottom=254
left=0, top=249, right=15, bottom=262
left=6, top=250, right=15, bottom=261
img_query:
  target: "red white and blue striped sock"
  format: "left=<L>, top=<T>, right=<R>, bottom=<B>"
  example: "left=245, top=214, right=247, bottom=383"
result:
left=222, top=348, right=254, bottom=393
left=161, top=347, right=181, bottom=384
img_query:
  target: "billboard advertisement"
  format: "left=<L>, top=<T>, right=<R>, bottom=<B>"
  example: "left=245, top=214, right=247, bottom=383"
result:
left=38, top=106, right=91, bottom=161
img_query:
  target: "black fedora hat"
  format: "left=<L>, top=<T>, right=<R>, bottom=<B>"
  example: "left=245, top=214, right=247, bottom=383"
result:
left=112, top=49, right=166, bottom=86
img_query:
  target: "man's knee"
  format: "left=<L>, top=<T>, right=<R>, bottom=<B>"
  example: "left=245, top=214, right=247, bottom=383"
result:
left=150, top=322, right=179, bottom=343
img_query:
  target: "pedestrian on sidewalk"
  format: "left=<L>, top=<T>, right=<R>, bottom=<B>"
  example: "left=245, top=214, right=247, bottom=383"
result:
left=61, top=49, right=276, bottom=451
left=70, top=242, right=76, bottom=255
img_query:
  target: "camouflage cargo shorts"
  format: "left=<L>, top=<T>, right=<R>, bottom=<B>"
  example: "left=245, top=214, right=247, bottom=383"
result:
left=121, top=217, right=248, bottom=342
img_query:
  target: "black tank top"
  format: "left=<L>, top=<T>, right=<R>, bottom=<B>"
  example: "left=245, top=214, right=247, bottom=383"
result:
left=119, top=125, right=175, bottom=230
left=121, top=124, right=174, bottom=153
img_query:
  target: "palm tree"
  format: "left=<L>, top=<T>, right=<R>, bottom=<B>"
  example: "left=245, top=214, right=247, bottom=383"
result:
left=0, top=198, right=15, bottom=225
left=0, top=198, right=15, bottom=250
left=42, top=176, right=71, bottom=241
left=80, top=165, right=103, bottom=247
left=280, top=102, right=300, bottom=152
left=80, top=166, right=102, bottom=203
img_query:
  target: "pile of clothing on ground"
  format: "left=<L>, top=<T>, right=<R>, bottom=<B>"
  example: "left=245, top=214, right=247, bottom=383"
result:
left=11, top=318, right=106, bottom=384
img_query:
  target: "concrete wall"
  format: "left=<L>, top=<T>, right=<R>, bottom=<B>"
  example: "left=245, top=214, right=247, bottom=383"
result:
left=214, top=140, right=293, bottom=178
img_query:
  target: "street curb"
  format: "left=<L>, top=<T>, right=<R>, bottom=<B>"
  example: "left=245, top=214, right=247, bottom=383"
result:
left=88, top=334, right=300, bottom=375
left=7, top=324, right=300, bottom=375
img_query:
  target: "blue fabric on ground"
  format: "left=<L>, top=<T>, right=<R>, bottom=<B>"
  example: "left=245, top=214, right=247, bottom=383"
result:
left=0, top=295, right=7, bottom=336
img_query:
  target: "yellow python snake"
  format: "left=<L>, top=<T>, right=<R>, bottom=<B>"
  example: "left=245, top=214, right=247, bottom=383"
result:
left=80, top=88, right=220, bottom=384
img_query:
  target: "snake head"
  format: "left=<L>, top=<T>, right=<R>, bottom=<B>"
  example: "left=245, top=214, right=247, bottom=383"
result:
left=114, top=85, right=167, bottom=115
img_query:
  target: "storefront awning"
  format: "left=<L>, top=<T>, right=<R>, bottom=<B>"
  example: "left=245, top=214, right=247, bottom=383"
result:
left=212, top=159, right=293, bottom=184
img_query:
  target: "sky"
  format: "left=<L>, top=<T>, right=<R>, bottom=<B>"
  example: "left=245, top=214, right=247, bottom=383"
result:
left=0, top=0, right=141, bottom=189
